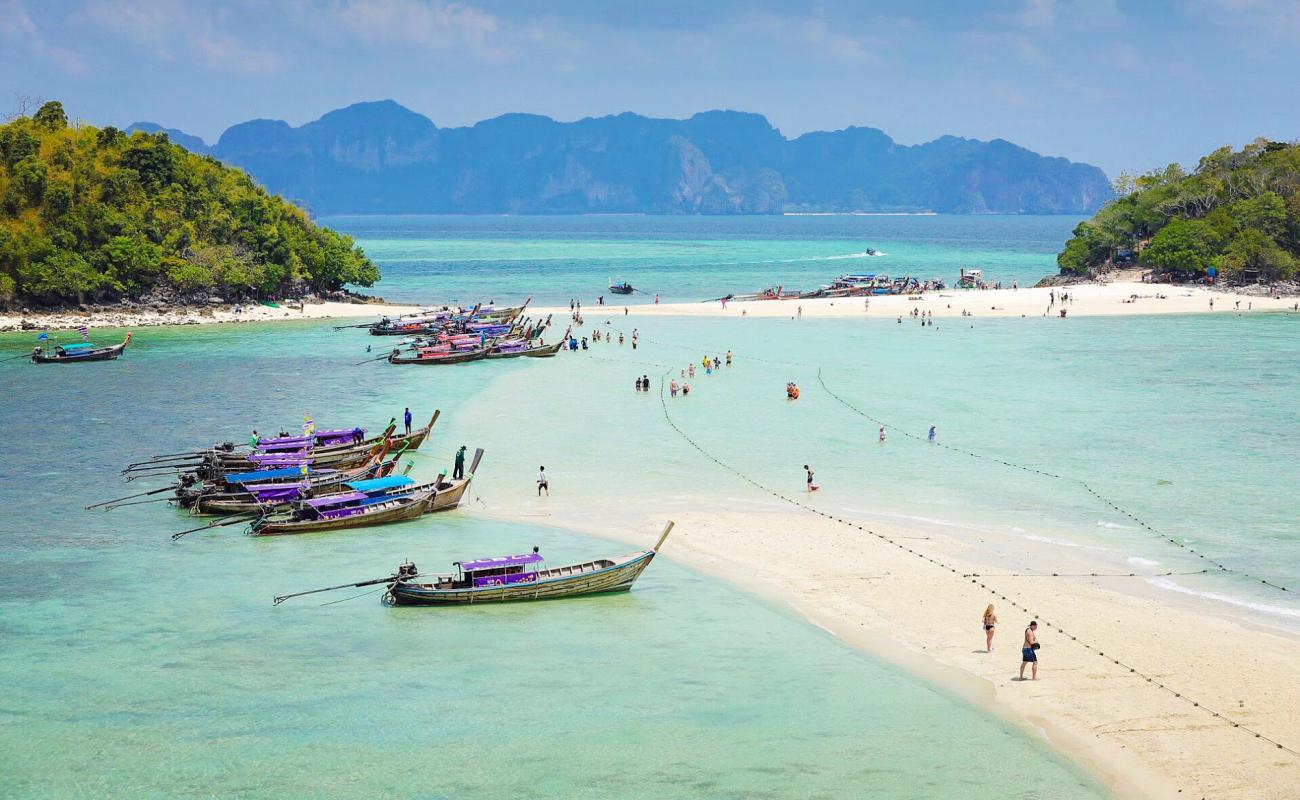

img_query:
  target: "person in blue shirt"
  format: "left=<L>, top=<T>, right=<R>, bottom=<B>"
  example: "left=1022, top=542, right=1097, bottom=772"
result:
left=928, top=425, right=937, bottom=443
left=403, top=407, right=412, bottom=435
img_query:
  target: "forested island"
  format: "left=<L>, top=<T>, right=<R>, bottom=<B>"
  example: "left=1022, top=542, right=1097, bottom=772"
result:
left=1058, top=139, right=1300, bottom=284
left=0, top=102, right=377, bottom=310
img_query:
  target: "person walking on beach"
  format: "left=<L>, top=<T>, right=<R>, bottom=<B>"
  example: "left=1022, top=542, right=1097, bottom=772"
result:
left=1020, top=621, right=1039, bottom=680
left=804, top=464, right=818, bottom=492
left=725, top=350, right=732, bottom=366
left=797, top=305, right=803, bottom=319
left=879, top=426, right=887, bottom=443
left=982, top=604, right=998, bottom=652
left=642, top=374, right=650, bottom=392
left=537, top=466, right=549, bottom=496
left=928, top=425, right=937, bottom=444
left=453, top=445, right=467, bottom=480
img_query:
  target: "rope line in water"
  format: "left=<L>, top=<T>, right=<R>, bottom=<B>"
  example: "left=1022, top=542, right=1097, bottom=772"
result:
left=963, top=569, right=1212, bottom=579
left=814, top=368, right=1293, bottom=595
left=654, top=368, right=1299, bottom=760
left=598, top=325, right=1294, bottom=595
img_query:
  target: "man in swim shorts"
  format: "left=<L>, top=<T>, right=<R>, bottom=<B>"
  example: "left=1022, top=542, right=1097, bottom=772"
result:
left=1020, top=621, right=1039, bottom=680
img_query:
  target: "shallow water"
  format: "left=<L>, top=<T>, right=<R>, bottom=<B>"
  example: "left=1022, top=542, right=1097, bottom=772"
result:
left=0, top=319, right=1104, bottom=799
left=324, top=213, right=1080, bottom=305
left=6, top=213, right=1295, bottom=797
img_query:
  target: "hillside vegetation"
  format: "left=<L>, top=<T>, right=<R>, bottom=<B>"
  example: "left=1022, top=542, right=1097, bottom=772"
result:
left=1058, top=139, right=1300, bottom=283
left=0, top=102, right=377, bottom=308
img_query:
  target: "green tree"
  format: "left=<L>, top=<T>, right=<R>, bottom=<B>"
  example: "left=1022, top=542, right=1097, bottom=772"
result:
left=33, top=101, right=68, bottom=131
left=1141, top=218, right=1223, bottom=275
left=1220, top=229, right=1296, bottom=282
left=1229, top=192, right=1287, bottom=239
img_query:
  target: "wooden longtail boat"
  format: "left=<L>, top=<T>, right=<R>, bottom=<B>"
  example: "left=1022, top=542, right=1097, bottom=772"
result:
left=483, top=341, right=563, bottom=359
left=272, top=521, right=673, bottom=607
left=208, top=413, right=438, bottom=470
left=31, top=334, right=133, bottom=363
left=184, top=456, right=405, bottom=514
left=385, top=521, right=673, bottom=606
left=387, top=347, right=488, bottom=365
left=248, top=449, right=483, bottom=536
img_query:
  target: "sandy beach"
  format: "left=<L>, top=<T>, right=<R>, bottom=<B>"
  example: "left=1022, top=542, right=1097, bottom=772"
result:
left=3, top=281, right=1296, bottom=335
left=539, top=281, right=1298, bottom=322
left=486, top=501, right=1300, bottom=800
left=0, top=299, right=423, bottom=333
left=465, top=295, right=1300, bottom=799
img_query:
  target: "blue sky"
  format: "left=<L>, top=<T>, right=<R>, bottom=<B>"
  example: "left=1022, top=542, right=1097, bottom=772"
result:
left=2, top=0, right=1298, bottom=177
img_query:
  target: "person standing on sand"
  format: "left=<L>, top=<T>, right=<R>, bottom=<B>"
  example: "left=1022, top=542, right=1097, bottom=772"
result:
left=1020, top=621, right=1039, bottom=680
left=982, top=604, right=998, bottom=652
left=797, top=305, right=802, bottom=319
left=537, top=466, right=549, bottom=496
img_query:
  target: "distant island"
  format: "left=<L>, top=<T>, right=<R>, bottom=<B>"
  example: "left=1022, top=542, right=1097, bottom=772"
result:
left=1058, top=139, right=1299, bottom=284
left=0, top=102, right=377, bottom=310
left=128, top=100, right=1112, bottom=216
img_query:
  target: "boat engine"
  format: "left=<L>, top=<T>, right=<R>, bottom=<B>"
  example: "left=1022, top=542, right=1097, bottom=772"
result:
left=396, top=561, right=418, bottom=580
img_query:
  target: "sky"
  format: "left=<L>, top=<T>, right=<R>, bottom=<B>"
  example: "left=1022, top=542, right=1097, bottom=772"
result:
left=2, top=0, right=1298, bottom=177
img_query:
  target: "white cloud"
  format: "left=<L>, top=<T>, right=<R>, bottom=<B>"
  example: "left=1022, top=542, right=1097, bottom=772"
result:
left=1, top=0, right=90, bottom=75
left=336, top=0, right=499, bottom=50
left=79, top=0, right=284, bottom=74
left=1018, top=0, right=1056, bottom=29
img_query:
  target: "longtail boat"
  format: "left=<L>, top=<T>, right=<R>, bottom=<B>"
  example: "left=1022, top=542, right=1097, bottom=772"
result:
left=183, top=454, right=407, bottom=514
left=387, top=347, right=488, bottom=365
left=485, top=338, right=565, bottom=359
left=248, top=448, right=483, bottom=536
left=31, top=333, right=133, bottom=363
left=272, top=521, right=673, bottom=607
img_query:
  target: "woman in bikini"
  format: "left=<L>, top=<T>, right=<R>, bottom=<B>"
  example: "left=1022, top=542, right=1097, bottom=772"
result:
left=982, top=604, right=998, bottom=652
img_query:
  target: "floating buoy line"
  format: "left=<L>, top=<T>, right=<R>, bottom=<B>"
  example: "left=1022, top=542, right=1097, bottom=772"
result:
left=650, top=364, right=1299, bottom=761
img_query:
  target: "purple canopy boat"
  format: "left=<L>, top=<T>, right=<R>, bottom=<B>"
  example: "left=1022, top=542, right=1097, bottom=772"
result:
left=384, top=522, right=673, bottom=605
left=273, top=521, right=673, bottom=607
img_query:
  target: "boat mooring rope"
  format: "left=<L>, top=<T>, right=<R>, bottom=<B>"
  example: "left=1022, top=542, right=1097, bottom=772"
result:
left=814, top=369, right=1294, bottom=595
left=655, top=368, right=1300, bottom=760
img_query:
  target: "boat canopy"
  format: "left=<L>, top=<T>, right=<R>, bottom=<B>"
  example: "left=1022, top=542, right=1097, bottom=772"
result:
left=258, top=434, right=312, bottom=447
left=225, top=467, right=305, bottom=483
left=345, top=475, right=414, bottom=493
left=458, top=552, right=544, bottom=572
left=60, top=342, right=96, bottom=350
left=304, top=491, right=368, bottom=508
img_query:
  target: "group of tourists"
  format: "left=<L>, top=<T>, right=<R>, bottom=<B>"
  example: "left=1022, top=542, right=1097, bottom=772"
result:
left=667, top=350, right=733, bottom=398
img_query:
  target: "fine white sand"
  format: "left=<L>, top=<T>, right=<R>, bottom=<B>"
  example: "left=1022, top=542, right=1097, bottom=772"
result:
left=539, top=281, right=1297, bottom=321
left=0, top=300, right=423, bottom=332
left=490, top=502, right=1300, bottom=800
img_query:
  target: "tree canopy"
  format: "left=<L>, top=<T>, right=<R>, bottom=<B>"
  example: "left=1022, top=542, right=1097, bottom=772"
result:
left=1057, top=139, right=1300, bottom=283
left=0, top=101, right=378, bottom=306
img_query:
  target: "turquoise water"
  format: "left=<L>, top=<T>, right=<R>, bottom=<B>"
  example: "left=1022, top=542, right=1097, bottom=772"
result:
left=0, top=320, right=1105, bottom=798
left=8, top=214, right=1297, bottom=797
left=324, top=214, right=1081, bottom=305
